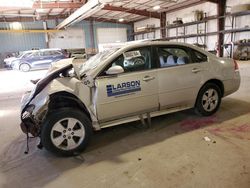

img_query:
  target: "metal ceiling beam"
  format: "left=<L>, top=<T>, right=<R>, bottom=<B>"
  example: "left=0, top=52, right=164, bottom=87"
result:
left=32, top=2, right=83, bottom=9
left=204, top=0, right=218, bottom=3
left=0, top=29, right=59, bottom=33
left=0, top=14, right=131, bottom=24
left=87, top=17, right=130, bottom=24
left=103, top=5, right=161, bottom=19
left=0, top=2, right=83, bottom=10
left=0, top=15, right=68, bottom=22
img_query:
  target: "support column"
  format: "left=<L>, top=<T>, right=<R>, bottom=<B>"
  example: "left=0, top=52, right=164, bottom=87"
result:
left=129, top=22, right=135, bottom=41
left=160, top=12, right=166, bottom=39
left=43, top=21, right=49, bottom=48
left=89, top=19, right=95, bottom=51
left=217, top=0, right=226, bottom=57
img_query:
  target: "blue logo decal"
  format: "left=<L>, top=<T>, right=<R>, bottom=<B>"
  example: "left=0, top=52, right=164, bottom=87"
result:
left=106, top=80, right=141, bottom=97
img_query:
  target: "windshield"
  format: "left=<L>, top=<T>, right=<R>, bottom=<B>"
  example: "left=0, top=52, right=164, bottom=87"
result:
left=17, top=52, right=24, bottom=58
left=79, top=48, right=119, bottom=75
left=17, top=51, right=32, bottom=58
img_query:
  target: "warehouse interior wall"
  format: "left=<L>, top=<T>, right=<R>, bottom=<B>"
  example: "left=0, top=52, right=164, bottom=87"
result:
left=134, top=18, right=161, bottom=40
left=225, top=0, right=250, bottom=42
left=0, top=20, right=132, bottom=55
left=167, top=2, right=217, bottom=51
left=133, top=0, right=250, bottom=53
left=0, top=21, right=47, bottom=53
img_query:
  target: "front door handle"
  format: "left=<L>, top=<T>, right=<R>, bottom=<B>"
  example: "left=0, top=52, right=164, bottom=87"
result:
left=143, top=75, right=155, bottom=82
left=192, top=68, right=202, bottom=73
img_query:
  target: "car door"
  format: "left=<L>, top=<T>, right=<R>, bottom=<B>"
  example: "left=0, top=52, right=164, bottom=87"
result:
left=24, top=51, right=41, bottom=68
left=34, top=51, right=56, bottom=69
left=51, top=51, right=65, bottom=61
left=155, top=45, right=209, bottom=110
left=94, top=47, right=159, bottom=123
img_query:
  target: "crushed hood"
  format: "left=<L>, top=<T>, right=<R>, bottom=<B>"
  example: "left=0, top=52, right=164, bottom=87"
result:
left=47, top=58, right=82, bottom=79
left=21, top=64, right=74, bottom=114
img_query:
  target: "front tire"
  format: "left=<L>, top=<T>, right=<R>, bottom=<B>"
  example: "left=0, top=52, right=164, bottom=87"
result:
left=19, top=63, right=31, bottom=72
left=41, top=108, right=92, bottom=156
left=195, top=83, right=222, bottom=116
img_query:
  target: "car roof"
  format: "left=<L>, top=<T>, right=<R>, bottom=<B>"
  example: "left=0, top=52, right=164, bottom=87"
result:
left=116, top=40, right=214, bottom=57
left=21, top=48, right=62, bottom=54
left=39, top=48, right=62, bottom=51
left=121, top=40, right=197, bottom=48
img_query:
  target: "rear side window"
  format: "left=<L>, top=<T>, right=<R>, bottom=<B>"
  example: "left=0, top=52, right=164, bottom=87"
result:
left=41, top=51, right=50, bottom=56
left=192, top=50, right=207, bottom=63
left=157, top=47, right=190, bottom=68
left=50, top=51, right=62, bottom=55
left=41, top=50, right=62, bottom=56
left=30, top=52, right=40, bottom=57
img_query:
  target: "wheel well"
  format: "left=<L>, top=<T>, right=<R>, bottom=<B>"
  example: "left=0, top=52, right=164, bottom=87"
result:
left=19, top=62, right=30, bottom=69
left=203, top=79, right=224, bottom=96
left=194, top=79, right=224, bottom=108
left=48, top=91, right=91, bottom=120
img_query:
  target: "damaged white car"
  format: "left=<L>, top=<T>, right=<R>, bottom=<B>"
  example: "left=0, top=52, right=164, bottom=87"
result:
left=20, top=41, right=240, bottom=156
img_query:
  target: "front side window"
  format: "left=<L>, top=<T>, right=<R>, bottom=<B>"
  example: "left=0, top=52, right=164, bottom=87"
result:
left=53, top=51, right=62, bottom=55
left=111, top=47, right=152, bottom=73
left=22, top=52, right=32, bottom=58
left=157, top=47, right=190, bottom=68
left=29, top=52, right=40, bottom=58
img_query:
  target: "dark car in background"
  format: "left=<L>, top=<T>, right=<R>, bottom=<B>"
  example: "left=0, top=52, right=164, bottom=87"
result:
left=4, top=50, right=34, bottom=69
left=12, top=48, right=67, bottom=72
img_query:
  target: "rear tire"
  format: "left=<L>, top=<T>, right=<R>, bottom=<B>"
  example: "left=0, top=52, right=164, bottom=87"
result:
left=19, top=63, right=31, bottom=72
left=195, top=83, right=222, bottom=116
left=41, top=108, right=92, bottom=156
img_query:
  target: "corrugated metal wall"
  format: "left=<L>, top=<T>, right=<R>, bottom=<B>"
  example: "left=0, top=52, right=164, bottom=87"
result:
left=0, top=20, right=132, bottom=54
left=0, top=21, right=47, bottom=53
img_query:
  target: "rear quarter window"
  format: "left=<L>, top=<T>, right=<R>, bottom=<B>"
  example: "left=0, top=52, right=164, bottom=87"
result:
left=192, top=50, right=208, bottom=63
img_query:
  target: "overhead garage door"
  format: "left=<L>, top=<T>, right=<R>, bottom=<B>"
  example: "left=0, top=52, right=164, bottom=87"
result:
left=49, top=28, right=85, bottom=49
left=97, top=28, right=127, bottom=44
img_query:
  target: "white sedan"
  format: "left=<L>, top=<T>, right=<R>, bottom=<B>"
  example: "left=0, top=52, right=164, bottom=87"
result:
left=20, top=40, right=240, bottom=156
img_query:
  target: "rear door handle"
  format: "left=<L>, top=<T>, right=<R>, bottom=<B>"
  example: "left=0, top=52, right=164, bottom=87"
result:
left=192, top=68, right=202, bottom=73
left=143, top=75, right=155, bottom=82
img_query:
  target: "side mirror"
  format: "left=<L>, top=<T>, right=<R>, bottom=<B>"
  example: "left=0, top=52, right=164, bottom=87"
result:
left=106, top=65, right=124, bottom=75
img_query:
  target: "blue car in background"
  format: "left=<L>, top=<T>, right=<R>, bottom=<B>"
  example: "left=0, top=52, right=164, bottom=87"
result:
left=12, top=48, right=67, bottom=72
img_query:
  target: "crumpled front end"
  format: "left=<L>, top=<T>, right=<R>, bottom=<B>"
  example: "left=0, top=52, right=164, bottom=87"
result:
left=20, top=63, right=74, bottom=137
left=20, top=86, right=50, bottom=137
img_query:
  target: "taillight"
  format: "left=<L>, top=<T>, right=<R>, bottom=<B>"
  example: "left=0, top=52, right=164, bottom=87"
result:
left=233, top=60, right=239, bottom=71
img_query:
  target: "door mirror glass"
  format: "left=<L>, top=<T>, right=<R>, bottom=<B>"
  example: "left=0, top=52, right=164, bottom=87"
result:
left=106, top=65, right=124, bottom=75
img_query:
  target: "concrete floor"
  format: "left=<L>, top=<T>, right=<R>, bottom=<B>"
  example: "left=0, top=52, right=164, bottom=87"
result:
left=0, top=62, right=250, bottom=188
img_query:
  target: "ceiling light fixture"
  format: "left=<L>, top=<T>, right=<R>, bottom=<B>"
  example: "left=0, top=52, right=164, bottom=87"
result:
left=36, top=9, right=46, bottom=13
left=56, top=0, right=112, bottom=30
left=153, top=5, right=160, bottom=10
left=10, top=22, right=22, bottom=30
left=118, top=18, right=124, bottom=22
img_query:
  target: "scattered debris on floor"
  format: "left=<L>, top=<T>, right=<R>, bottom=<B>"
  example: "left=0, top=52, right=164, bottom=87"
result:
left=203, top=136, right=211, bottom=142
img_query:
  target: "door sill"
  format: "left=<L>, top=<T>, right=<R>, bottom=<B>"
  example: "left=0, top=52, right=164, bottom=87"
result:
left=99, top=106, right=191, bottom=129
